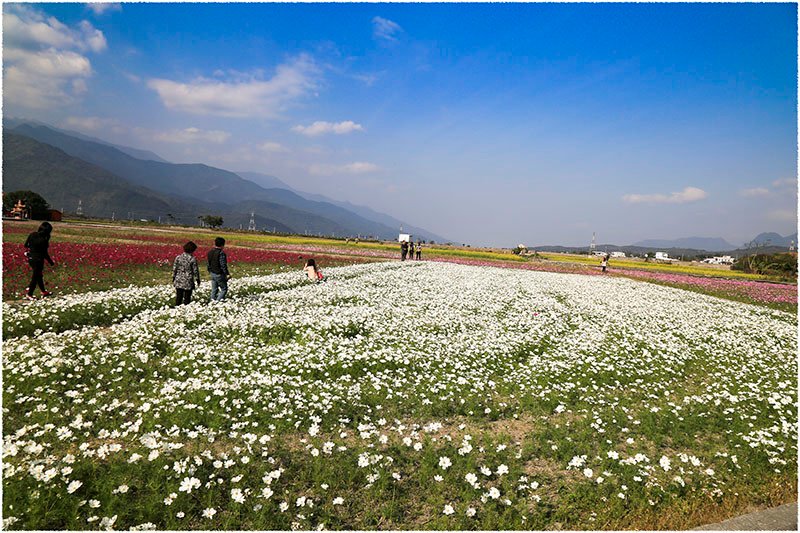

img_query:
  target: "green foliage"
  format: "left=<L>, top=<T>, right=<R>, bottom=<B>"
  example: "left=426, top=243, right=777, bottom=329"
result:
left=199, top=215, right=224, bottom=228
left=732, top=253, right=797, bottom=279
left=3, top=190, right=50, bottom=219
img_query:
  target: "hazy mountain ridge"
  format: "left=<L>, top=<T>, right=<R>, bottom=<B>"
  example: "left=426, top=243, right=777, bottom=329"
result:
left=633, top=236, right=735, bottom=252
left=4, top=122, right=445, bottom=240
left=749, top=232, right=797, bottom=247
left=4, top=118, right=169, bottom=163
left=237, top=170, right=451, bottom=243
left=2, top=132, right=173, bottom=218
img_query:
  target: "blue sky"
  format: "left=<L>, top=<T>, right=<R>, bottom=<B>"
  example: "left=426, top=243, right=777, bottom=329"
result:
left=3, top=2, right=797, bottom=247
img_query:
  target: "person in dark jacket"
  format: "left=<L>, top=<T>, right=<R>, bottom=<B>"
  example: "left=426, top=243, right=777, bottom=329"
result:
left=207, top=237, right=230, bottom=301
left=23, top=221, right=55, bottom=299
left=173, top=241, right=201, bottom=305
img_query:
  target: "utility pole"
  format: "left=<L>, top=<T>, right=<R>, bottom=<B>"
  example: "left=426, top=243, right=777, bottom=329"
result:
left=248, top=212, right=256, bottom=231
left=76, top=199, right=83, bottom=216
left=589, top=232, right=596, bottom=255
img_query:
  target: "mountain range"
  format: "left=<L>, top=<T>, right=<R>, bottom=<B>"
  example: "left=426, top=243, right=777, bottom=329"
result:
left=632, top=236, right=735, bottom=252
left=3, top=120, right=449, bottom=242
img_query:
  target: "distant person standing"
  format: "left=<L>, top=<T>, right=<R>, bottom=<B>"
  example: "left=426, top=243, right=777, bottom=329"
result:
left=409, top=242, right=416, bottom=261
left=601, top=254, right=609, bottom=273
left=401, top=240, right=408, bottom=261
left=173, top=241, right=201, bottom=305
left=207, top=237, right=230, bottom=301
left=23, top=221, right=55, bottom=300
left=416, top=242, right=422, bottom=260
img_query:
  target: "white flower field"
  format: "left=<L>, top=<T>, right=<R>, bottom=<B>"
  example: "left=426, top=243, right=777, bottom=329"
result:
left=3, top=261, right=797, bottom=529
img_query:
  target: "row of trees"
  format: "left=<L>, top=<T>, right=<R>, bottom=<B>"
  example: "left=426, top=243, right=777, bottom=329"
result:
left=4, top=190, right=229, bottom=229
left=732, top=252, right=797, bottom=279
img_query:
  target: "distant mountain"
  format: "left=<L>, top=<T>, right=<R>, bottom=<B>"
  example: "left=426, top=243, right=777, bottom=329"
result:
left=632, top=236, right=735, bottom=252
left=6, top=124, right=437, bottom=239
left=230, top=199, right=353, bottom=237
left=4, top=118, right=169, bottom=163
left=748, top=232, right=797, bottom=248
left=2, top=132, right=173, bottom=219
left=10, top=123, right=270, bottom=206
left=237, top=170, right=451, bottom=243
left=235, top=171, right=293, bottom=191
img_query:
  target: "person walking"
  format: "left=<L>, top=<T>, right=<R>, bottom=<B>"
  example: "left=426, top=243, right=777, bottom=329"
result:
left=23, top=221, right=55, bottom=300
left=173, top=241, right=201, bottom=305
left=207, top=237, right=230, bottom=301
left=401, top=240, right=408, bottom=261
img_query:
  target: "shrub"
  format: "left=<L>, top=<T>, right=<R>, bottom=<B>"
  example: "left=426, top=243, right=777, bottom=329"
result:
left=732, top=252, right=797, bottom=279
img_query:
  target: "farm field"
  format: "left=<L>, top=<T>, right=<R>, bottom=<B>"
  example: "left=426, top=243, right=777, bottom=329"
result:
left=4, top=220, right=796, bottom=312
left=3, top=260, right=796, bottom=530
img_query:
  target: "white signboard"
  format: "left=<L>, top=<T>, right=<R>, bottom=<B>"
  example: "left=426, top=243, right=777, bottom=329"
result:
left=398, top=233, right=411, bottom=242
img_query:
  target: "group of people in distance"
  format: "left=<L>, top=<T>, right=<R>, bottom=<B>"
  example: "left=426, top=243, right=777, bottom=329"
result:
left=171, top=237, right=327, bottom=305
left=400, top=240, right=422, bottom=261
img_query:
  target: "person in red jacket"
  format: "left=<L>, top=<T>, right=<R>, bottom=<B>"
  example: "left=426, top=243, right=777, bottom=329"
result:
left=23, top=222, right=55, bottom=300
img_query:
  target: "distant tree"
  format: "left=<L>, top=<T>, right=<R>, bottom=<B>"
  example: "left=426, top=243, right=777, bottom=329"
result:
left=3, top=190, right=50, bottom=220
left=199, top=215, right=224, bottom=228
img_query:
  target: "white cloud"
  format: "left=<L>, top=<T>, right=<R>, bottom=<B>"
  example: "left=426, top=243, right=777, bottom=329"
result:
left=146, top=55, right=319, bottom=118
left=739, top=187, right=770, bottom=198
left=258, top=141, right=289, bottom=153
left=78, top=20, right=108, bottom=52
left=63, top=116, right=117, bottom=131
left=372, top=16, right=402, bottom=42
left=292, top=120, right=364, bottom=136
left=622, top=186, right=707, bottom=204
left=86, top=3, right=122, bottom=16
left=3, top=7, right=107, bottom=52
left=767, top=209, right=797, bottom=223
left=772, top=178, right=797, bottom=189
left=153, top=127, right=231, bottom=144
left=3, top=6, right=105, bottom=109
left=309, top=162, right=380, bottom=176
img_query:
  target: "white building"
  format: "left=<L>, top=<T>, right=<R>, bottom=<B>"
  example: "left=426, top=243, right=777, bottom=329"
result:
left=702, top=255, right=735, bottom=265
left=610, top=251, right=626, bottom=258
left=654, top=251, right=675, bottom=262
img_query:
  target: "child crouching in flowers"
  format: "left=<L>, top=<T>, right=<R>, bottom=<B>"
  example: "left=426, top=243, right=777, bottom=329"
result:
left=303, top=258, right=326, bottom=283
left=173, top=241, right=201, bottom=305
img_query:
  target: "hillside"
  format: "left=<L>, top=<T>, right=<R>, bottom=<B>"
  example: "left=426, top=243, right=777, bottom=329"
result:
left=633, top=237, right=735, bottom=252
left=9, top=123, right=434, bottom=240
left=2, top=132, right=173, bottom=218
left=238, top=170, right=450, bottom=242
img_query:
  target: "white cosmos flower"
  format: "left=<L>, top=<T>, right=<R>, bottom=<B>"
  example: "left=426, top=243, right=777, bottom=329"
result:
left=179, top=477, right=200, bottom=493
